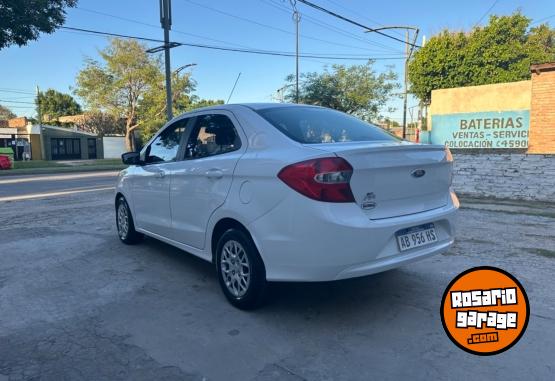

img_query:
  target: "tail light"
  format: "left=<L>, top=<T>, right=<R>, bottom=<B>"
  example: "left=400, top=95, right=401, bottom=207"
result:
left=277, top=157, right=355, bottom=202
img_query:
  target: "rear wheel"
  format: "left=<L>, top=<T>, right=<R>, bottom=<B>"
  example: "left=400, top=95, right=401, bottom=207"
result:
left=216, top=229, right=267, bottom=309
left=116, top=196, right=143, bottom=244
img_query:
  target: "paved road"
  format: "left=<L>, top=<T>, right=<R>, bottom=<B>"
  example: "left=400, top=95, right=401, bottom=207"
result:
left=0, top=173, right=554, bottom=380
left=0, top=171, right=119, bottom=202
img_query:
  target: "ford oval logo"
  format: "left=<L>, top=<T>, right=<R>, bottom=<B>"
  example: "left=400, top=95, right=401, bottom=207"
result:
left=411, top=169, right=426, bottom=178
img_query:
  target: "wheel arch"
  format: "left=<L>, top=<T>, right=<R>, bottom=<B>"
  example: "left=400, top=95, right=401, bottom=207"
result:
left=115, top=192, right=125, bottom=209
left=211, top=218, right=260, bottom=264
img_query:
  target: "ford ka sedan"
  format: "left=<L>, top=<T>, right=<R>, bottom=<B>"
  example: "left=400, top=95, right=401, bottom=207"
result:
left=116, top=104, right=459, bottom=309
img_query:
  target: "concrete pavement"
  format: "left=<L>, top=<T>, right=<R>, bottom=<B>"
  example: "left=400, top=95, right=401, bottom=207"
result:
left=0, top=173, right=554, bottom=380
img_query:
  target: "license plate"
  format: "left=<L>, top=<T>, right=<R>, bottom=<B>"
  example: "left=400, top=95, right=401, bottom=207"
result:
left=396, top=223, right=437, bottom=251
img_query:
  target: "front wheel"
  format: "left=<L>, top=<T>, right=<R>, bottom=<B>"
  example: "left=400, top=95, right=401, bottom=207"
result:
left=116, top=196, right=143, bottom=244
left=216, top=229, right=267, bottom=310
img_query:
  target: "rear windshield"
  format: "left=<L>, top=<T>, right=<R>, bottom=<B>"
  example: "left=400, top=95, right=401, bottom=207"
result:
left=256, top=106, right=399, bottom=144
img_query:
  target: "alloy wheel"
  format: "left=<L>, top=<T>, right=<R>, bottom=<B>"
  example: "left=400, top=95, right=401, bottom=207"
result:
left=117, top=203, right=129, bottom=239
left=220, top=240, right=251, bottom=298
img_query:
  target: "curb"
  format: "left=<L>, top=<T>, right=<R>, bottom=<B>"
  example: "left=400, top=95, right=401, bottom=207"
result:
left=0, top=165, right=127, bottom=177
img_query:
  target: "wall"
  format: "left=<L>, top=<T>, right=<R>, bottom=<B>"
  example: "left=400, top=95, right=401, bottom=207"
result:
left=452, top=153, right=555, bottom=202
left=429, top=81, right=532, bottom=150
left=30, top=135, right=41, bottom=160
left=430, top=80, right=531, bottom=115
left=102, top=136, right=126, bottom=159
left=529, top=64, right=555, bottom=153
left=40, top=126, right=100, bottom=160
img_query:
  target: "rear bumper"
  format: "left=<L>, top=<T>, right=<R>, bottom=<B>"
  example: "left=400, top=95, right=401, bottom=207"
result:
left=248, top=190, right=459, bottom=282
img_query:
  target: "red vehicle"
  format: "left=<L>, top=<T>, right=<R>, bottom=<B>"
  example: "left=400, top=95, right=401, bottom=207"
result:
left=0, top=155, right=12, bottom=170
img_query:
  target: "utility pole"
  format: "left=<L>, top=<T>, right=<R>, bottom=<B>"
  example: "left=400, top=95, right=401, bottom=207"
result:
left=36, top=85, right=46, bottom=160
left=402, top=29, right=409, bottom=140
left=365, top=26, right=419, bottom=140
left=161, top=0, right=173, bottom=121
left=36, top=86, right=42, bottom=126
left=290, top=0, right=300, bottom=103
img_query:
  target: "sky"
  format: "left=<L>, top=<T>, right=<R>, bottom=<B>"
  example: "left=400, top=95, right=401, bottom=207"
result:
left=1, top=0, right=554, bottom=122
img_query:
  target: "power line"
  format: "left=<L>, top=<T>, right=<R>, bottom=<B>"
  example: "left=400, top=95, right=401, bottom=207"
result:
left=261, top=0, right=402, bottom=53
left=0, top=88, right=35, bottom=95
left=74, top=4, right=398, bottom=56
left=74, top=6, right=254, bottom=50
left=0, top=99, right=36, bottom=104
left=321, top=0, right=406, bottom=39
left=473, top=0, right=500, bottom=28
left=184, top=0, right=395, bottom=54
left=295, top=0, right=421, bottom=48
left=60, top=26, right=405, bottom=60
left=0, top=105, right=35, bottom=109
left=531, top=13, right=555, bottom=25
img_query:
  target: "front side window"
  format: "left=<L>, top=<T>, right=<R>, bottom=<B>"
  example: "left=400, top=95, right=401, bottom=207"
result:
left=256, top=106, right=400, bottom=144
left=185, top=114, right=241, bottom=159
left=143, top=119, right=188, bottom=164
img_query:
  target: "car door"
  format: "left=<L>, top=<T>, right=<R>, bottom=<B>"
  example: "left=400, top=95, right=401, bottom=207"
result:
left=132, top=118, right=190, bottom=236
left=169, top=111, right=246, bottom=248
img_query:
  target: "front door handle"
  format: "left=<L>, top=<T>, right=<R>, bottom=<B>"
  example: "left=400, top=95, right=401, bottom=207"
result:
left=205, top=169, right=223, bottom=179
left=154, top=169, right=166, bottom=178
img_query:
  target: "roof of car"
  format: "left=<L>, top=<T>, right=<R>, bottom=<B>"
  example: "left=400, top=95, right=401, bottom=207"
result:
left=237, top=103, right=322, bottom=111
left=184, top=103, right=322, bottom=113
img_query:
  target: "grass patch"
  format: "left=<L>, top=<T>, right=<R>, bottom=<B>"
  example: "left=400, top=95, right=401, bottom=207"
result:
left=13, top=159, right=122, bottom=170
left=13, top=160, right=67, bottom=169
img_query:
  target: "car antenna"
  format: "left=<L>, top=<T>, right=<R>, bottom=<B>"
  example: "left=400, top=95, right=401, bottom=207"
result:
left=226, top=72, right=242, bottom=104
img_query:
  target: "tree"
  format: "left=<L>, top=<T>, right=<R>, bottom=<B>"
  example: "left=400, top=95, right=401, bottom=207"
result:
left=0, top=105, right=16, bottom=120
left=408, top=13, right=555, bottom=103
left=187, top=98, right=225, bottom=111
left=138, top=96, right=225, bottom=142
left=37, top=89, right=82, bottom=121
left=137, top=69, right=197, bottom=142
left=75, top=112, right=126, bottom=137
left=75, top=39, right=166, bottom=151
left=283, top=61, right=399, bottom=121
left=76, top=38, right=226, bottom=147
left=0, top=0, right=77, bottom=49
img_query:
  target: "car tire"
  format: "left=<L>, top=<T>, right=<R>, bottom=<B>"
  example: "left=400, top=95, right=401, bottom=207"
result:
left=116, top=196, right=143, bottom=244
left=216, top=228, right=267, bottom=310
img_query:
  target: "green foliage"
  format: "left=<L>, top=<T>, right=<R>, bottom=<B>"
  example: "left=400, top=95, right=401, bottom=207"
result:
left=187, top=98, right=225, bottom=111
left=75, top=38, right=227, bottom=146
left=36, top=89, right=82, bottom=120
left=76, top=112, right=126, bottom=137
left=138, top=97, right=225, bottom=142
left=408, top=13, right=555, bottom=102
left=0, top=104, right=16, bottom=120
left=0, top=0, right=76, bottom=49
left=283, top=61, right=399, bottom=121
left=137, top=70, right=197, bottom=142
left=75, top=38, right=166, bottom=150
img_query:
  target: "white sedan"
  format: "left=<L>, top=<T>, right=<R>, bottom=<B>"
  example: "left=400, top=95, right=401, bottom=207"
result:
left=116, top=104, right=458, bottom=309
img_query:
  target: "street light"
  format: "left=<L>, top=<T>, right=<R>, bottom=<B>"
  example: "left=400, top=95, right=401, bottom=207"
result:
left=365, top=26, right=419, bottom=140
left=174, top=63, right=197, bottom=75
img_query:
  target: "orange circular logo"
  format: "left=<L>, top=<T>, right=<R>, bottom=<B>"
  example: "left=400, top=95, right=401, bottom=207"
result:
left=441, top=266, right=529, bottom=355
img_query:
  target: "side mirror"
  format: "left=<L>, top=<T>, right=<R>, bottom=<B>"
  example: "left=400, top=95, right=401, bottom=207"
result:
left=121, top=152, right=141, bottom=165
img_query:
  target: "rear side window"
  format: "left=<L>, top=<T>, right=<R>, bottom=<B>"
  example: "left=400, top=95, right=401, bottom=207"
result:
left=256, top=106, right=399, bottom=144
left=185, top=114, right=241, bottom=159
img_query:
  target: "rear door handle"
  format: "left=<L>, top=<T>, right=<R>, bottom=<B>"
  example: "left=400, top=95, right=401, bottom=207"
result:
left=205, top=169, right=223, bottom=179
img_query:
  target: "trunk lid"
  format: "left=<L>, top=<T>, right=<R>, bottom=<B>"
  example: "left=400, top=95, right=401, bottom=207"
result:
left=307, top=142, right=452, bottom=219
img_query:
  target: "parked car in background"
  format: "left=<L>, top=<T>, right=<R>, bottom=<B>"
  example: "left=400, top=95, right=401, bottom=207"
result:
left=0, top=155, right=12, bottom=170
left=115, top=104, right=459, bottom=309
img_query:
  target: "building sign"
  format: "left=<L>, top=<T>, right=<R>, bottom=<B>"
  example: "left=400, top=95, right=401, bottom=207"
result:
left=431, top=111, right=530, bottom=149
